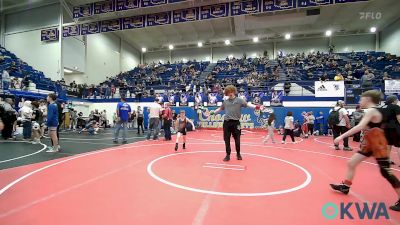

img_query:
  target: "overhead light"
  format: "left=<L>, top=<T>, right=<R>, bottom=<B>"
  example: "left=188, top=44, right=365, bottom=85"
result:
left=284, top=34, right=291, bottom=40
left=182, top=58, right=187, bottom=63
left=64, top=68, right=73, bottom=73
left=141, top=47, right=147, bottom=53
left=228, top=54, right=233, bottom=59
left=225, top=39, right=231, bottom=45
left=168, top=45, right=174, bottom=50
left=198, top=42, right=203, bottom=47
left=370, top=27, right=377, bottom=33
left=253, top=37, right=259, bottom=43
left=252, top=53, right=257, bottom=57
left=325, top=30, right=332, bottom=37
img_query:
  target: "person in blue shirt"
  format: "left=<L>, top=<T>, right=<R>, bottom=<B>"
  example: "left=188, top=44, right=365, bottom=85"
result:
left=113, top=97, right=131, bottom=144
left=46, top=93, right=59, bottom=152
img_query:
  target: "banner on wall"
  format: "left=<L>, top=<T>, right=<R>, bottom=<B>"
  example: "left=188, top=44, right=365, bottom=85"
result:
left=147, top=12, right=171, bottom=26
left=81, top=22, right=101, bottom=35
left=116, top=0, right=140, bottom=11
left=315, top=81, right=345, bottom=97
left=385, top=80, right=400, bottom=94
left=263, top=0, right=296, bottom=12
left=141, top=0, right=167, bottom=7
left=94, top=0, right=115, bottom=14
left=231, top=0, right=262, bottom=16
left=62, top=25, right=80, bottom=37
left=173, top=7, right=198, bottom=23
left=298, top=0, right=333, bottom=7
left=101, top=19, right=122, bottom=32
left=200, top=3, right=229, bottom=20
left=122, top=15, right=146, bottom=29
left=41, top=28, right=59, bottom=41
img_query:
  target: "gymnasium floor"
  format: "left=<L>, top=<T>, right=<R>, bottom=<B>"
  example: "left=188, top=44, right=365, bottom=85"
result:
left=0, top=130, right=399, bottom=225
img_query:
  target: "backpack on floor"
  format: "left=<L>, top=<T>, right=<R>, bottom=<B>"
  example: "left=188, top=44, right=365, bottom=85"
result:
left=328, top=108, right=340, bottom=128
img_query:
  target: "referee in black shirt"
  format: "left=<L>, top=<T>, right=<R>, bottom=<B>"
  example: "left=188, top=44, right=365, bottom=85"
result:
left=210, top=85, right=263, bottom=161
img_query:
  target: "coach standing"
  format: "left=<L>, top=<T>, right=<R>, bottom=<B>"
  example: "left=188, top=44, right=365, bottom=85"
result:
left=162, top=102, right=173, bottom=141
left=211, top=85, right=263, bottom=161
left=113, top=96, right=131, bottom=144
left=147, top=99, right=162, bottom=140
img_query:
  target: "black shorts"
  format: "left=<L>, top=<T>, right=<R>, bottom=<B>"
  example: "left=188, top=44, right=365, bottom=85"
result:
left=178, top=129, right=187, bottom=135
left=357, top=150, right=373, bottom=158
left=385, top=128, right=400, bottom=147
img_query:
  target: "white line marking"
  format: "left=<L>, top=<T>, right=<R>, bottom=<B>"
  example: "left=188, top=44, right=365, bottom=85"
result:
left=204, top=162, right=245, bottom=168
left=202, top=166, right=245, bottom=171
left=147, top=151, right=312, bottom=196
left=0, top=142, right=47, bottom=164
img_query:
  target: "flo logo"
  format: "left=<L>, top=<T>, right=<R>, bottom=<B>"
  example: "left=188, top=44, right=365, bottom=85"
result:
left=322, top=202, right=389, bottom=220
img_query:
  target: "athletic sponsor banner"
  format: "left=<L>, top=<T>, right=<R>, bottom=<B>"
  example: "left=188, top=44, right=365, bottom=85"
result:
left=94, top=0, right=115, bottom=14
left=231, top=0, right=262, bottom=16
left=168, top=0, right=187, bottom=3
left=200, top=3, right=229, bottom=20
left=173, top=7, right=198, bottom=23
left=101, top=19, right=122, bottom=32
left=116, top=0, right=140, bottom=11
left=122, top=15, right=146, bottom=29
left=81, top=22, right=101, bottom=35
left=385, top=80, right=400, bottom=94
left=315, top=81, right=345, bottom=97
left=141, top=0, right=167, bottom=7
left=62, top=25, right=80, bottom=37
left=147, top=12, right=171, bottom=26
left=41, top=28, right=59, bottom=41
left=298, top=0, right=333, bottom=7
left=263, top=0, right=296, bottom=12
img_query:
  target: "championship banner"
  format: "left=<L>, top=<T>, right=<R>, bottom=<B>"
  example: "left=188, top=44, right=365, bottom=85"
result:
left=231, top=0, right=262, bottom=16
left=335, top=0, right=368, bottom=3
left=73, top=3, right=93, bottom=18
left=263, top=0, right=296, bottom=12
left=147, top=12, right=171, bottom=26
left=101, top=19, right=122, bottom=32
left=141, top=0, right=167, bottom=7
left=81, top=22, right=101, bottom=35
left=116, top=0, right=140, bottom=11
left=173, top=8, right=198, bottom=23
left=41, top=28, right=59, bottom=41
left=62, top=25, right=80, bottom=37
left=122, top=15, right=146, bottom=29
left=315, top=81, right=345, bottom=97
left=94, top=0, right=115, bottom=15
left=298, top=0, right=333, bottom=7
left=385, top=80, right=400, bottom=94
left=200, top=3, right=229, bottom=20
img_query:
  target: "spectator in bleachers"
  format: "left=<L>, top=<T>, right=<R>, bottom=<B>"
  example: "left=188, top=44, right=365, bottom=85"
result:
left=2, top=68, right=11, bottom=91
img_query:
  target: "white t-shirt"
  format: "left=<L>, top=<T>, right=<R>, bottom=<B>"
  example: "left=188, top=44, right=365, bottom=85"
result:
left=284, top=116, right=294, bottom=129
left=149, top=104, right=162, bottom=118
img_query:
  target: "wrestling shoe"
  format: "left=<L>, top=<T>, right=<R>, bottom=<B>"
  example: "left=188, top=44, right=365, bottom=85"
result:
left=343, top=147, right=353, bottom=151
left=330, top=183, right=350, bottom=195
left=237, top=154, right=242, bottom=160
left=175, top=143, right=178, bottom=151
left=334, top=145, right=340, bottom=150
left=223, top=155, right=230, bottom=162
left=389, top=200, right=400, bottom=211
left=183, top=143, right=186, bottom=150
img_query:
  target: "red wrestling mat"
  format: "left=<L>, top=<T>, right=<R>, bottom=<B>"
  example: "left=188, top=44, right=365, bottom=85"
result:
left=0, top=130, right=399, bottom=225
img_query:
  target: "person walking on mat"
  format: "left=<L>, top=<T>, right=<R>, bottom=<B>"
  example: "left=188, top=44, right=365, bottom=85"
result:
left=208, top=85, right=263, bottom=161
left=113, top=96, right=131, bottom=144
left=330, top=90, right=400, bottom=211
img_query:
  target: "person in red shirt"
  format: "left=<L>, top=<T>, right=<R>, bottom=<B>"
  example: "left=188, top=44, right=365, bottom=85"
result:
left=162, top=103, right=173, bottom=141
